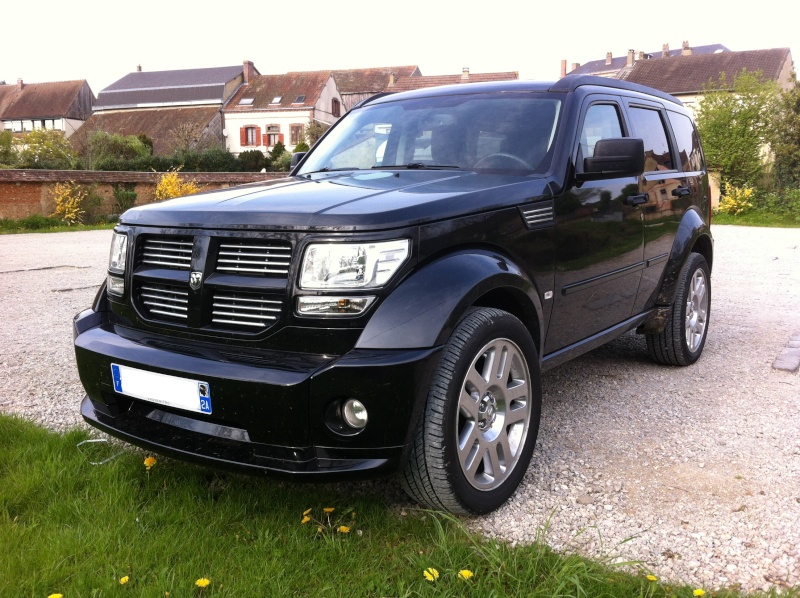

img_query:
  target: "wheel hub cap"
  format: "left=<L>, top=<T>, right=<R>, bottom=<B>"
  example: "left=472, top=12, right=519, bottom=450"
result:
left=478, top=394, right=498, bottom=429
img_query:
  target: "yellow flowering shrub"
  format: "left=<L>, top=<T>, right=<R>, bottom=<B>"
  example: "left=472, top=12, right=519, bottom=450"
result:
left=717, top=185, right=755, bottom=215
left=154, top=168, right=203, bottom=200
left=50, top=180, right=87, bottom=225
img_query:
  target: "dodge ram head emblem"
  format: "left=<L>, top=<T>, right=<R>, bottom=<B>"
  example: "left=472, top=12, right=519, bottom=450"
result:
left=189, top=271, right=203, bottom=290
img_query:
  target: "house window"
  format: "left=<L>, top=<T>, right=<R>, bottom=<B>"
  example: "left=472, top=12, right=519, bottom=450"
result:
left=240, top=125, right=261, bottom=147
left=290, top=124, right=305, bottom=146
left=270, top=96, right=282, bottom=105
left=293, top=95, right=306, bottom=104
left=331, top=98, right=341, bottom=118
left=266, top=125, right=281, bottom=146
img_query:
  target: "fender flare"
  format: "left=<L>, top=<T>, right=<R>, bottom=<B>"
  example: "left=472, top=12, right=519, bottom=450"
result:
left=355, top=250, right=543, bottom=350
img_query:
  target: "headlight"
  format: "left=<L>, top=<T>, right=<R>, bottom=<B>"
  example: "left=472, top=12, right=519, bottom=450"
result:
left=108, top=232, right=128, bottom=274
left=300, top=239, right=409, bottom=289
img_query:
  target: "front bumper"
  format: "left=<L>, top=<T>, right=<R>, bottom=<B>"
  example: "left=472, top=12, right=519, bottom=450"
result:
left=74, top=308, right=441, bottom=480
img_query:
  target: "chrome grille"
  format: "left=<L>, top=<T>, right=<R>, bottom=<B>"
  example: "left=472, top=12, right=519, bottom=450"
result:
left=520, top=202, right=554, bottom=229
left=139, top=284, right=189, bottom=320
left=216, top=240, right=291, bottom=276
left=141, top=237, right=193, bottom=269
left=212, top=292, right=282, bottom=329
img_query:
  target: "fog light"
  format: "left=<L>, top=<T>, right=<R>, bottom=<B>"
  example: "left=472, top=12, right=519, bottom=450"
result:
left=107, top=274, right=125, bottom=296
left=297, top=296, right=374, bottom=316
left=342, top=399, right=368, bottom=429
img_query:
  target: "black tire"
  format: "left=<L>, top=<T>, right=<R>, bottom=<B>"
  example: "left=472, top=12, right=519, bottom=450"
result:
left=647, top=252, right=711, bottom=366
left=401, top=307, right=542, bottom=515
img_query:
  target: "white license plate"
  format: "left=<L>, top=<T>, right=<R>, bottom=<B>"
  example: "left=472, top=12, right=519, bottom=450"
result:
left=111, top=363, right=212, bottom=414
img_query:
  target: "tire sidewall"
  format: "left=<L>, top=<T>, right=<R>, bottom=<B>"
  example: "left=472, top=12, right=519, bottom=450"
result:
left=676, top=254, right=711, bottom=364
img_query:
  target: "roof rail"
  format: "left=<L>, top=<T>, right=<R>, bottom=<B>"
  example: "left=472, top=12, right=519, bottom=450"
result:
left=550, top=75, right=682, bottom=105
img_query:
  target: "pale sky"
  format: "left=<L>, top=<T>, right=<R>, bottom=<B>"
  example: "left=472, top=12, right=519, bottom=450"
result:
left=4, top=0, right=798, bottom=95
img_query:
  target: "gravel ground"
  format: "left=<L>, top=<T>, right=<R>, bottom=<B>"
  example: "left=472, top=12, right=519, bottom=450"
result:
left=1, top=225, right=799, bottom=593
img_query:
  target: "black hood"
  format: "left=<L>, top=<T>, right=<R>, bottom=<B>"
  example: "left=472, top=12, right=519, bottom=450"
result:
left=121, top=170, right=552, bottom=231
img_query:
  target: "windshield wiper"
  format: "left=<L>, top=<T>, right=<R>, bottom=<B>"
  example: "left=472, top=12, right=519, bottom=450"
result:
left=301, top=167, right=360, bottom=175
left=372, top=163, right=461, bottom=170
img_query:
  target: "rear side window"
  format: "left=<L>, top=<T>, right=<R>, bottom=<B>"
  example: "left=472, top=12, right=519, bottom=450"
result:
left=667, top=111, right=704, bottom=172
left=629, top=107, right=673, bottom=171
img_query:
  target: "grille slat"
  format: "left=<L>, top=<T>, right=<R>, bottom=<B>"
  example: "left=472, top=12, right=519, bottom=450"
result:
left=138, top=284, right=189, bottom=320
left=216, top=241, right=292, bottom=276
left=141, top=237, right=193, bottom=270
left=212, top=292, right=282, bottom=329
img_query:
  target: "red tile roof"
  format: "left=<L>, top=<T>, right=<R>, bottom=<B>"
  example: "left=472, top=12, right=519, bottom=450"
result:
left=0, top=80, right=94, bottom=120
left=617, top=48, right=793, bottom=94
left=387, top=70, right=518, bottom=92
left=226, top=71, right=333, bottom=111
left=332, top=66, right=421, bottom=93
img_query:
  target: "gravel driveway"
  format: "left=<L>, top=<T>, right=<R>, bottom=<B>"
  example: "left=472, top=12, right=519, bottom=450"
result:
left=1, top=225, right=798, bottom=592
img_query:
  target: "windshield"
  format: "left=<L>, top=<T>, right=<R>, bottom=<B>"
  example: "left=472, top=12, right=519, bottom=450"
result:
left=298, top=92, right=562, bottom=175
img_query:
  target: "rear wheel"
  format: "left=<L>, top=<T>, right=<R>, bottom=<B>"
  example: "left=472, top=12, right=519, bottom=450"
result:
left=402, top=308, right=541, bottom=514
left=647, top=252, right=711, bottom=366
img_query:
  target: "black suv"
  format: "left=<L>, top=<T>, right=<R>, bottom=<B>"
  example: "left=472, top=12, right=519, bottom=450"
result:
left=74, top=75, right=712, bottom=514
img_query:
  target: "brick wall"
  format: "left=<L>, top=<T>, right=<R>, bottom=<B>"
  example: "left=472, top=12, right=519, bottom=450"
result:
left=0, top=170, right=286, bottom=220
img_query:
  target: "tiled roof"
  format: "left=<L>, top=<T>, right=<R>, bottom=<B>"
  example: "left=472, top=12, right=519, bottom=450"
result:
left=69, top=106, right=221, bottom=155
left=0, top=80, right=93, bottom=120
left=95, top=65, right=245, bottom=110
left=616, top=48, right=793, bottom=94
left=569, top=44, right=730, bottom=76
left=225, top=71, right=333, bottom=111
left=332, top=66, right=421, bottom=93
left=387, top=71, right=518, bottom=92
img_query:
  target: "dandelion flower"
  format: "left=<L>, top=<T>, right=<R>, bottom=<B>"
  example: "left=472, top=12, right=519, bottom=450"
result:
left=317, top=526, right=324, bottom=533
left=693, top=590, right=706, bottom=597
left=647, top=574, right=658, bottom=581
left=144, top=456, right=156, bottom=470
left=458, top=569, right=474, bottom=580
left=301, top=515, right=311, bottom=524
left=48, top=594, right=63, bottom=598
left=423, top=567, right=439, bottom=582
left=120, top=575, right=130, bottom=584
left=195, top=578, right=211, bottom=588
left=323, top=507, right=335, bottom=513
left=337, top=525, right=351, bottom=533
left=303, top=508, right=312, bottom=516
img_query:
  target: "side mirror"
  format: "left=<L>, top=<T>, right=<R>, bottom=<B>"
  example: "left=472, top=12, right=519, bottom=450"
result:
left=290, top=152, right=307, bottom=169
left=576, top=138, right=644, bottom=181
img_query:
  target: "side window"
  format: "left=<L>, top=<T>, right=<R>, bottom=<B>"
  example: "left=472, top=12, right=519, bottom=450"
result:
left=579, top=104, right=623, bottom=161
left=629, top=107, right=673, bottom=171
left=667, top=111, right=704, bottom=172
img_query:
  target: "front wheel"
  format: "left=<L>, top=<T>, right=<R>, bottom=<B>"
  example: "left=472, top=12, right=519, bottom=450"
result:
left=647, top=252, right=711, bottom=366
left=402, top=308, right=542, bottom=515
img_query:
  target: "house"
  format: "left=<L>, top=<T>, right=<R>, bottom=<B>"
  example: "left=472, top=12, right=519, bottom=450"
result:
left=332, top=65, right=421, bottom=110
left=615, top=47, right=795, bottom=116
left=224, top=71, right=343, bottom=155
left=0, top=79, right=94, bottom=137
left=563, top=41, right=731, bottom=78
left=385, top=68, right=518, bottom=92
left=70, top=62, right=255, bottom=155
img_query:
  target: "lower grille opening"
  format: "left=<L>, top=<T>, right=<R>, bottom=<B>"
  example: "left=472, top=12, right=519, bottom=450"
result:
left=139, top=283, right=189, bottom=320
left=211, top=291, right=282, bottom=331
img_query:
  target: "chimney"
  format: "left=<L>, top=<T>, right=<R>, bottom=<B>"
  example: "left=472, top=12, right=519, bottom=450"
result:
left=626, top=49, right=635, bottom=67
left=638, top=51, right=645, bottom=61
left=243, top=60, right=255, bottom=84
left=605, top=52, right=613, bottom=66
left=560, top=60, right=567, bottom=78
left=388, top=72, right=395, bottom=86
left=681, top=40, right=692, bottom=56
left=17, top=78, right=24, bottom=90
left=572, top=62, right=580, bottom=72
left=461, top=67, right=470, bottom=81
left=137, top=64, right=142, bottom=72
left=662, top=43, right=669, bottom=58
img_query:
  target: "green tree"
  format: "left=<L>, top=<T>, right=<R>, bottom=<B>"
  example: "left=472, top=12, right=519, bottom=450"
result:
left=88, top=131, right=151, bottom=169
left=695, top=69, right=779, bottom=188
left=0, top=130, right=16, bottom=166
left=16, top=129, right=76, bottom=169
left=303, top=121, right=330, bottom=146
left=770, top=75, right=800, bottom=187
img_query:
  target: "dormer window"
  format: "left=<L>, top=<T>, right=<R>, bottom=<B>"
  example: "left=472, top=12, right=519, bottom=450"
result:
left=270, top=96, right=282, bottom=105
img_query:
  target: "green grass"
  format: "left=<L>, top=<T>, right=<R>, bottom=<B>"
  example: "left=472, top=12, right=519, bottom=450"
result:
left=712, top=211, right=800, bottom=227
left=0, top=215, right=116, bottom=234
left=1, top=416, right=794, bottom=597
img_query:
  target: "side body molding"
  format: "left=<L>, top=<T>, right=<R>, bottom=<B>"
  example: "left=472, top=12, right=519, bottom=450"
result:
left=356, top=250, right=542, bottom=350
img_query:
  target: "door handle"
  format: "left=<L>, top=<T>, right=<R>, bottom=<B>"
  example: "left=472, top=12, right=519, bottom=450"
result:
left=672, top=186, right=691, bottom=197
left=624, top=194, right=648, bottom=206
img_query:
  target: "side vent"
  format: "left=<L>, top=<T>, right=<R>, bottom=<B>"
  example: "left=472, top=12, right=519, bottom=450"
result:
left=519, top=201, right=555, bottom=230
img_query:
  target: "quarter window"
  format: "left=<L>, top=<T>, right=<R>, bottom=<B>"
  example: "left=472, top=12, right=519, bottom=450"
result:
left=667, top=111, right=704, bottom=172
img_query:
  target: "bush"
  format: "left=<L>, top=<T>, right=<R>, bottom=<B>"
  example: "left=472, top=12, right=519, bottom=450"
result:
left=50, top=181, right=89, bottom=225
left=112, top=183, right=137, bottom=214
left=239, top=149, right=267, bottom=172
left=293, top=141, right=310, bottom=153
left=716, top=185, right=755, bottom=216
left=756, top=188, right=800, bottom=222
left=154, top=168, right=204, bottom=200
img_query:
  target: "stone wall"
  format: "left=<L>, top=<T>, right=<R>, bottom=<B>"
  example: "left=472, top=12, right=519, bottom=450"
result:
left=0, top=170, right=286, bottom=220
